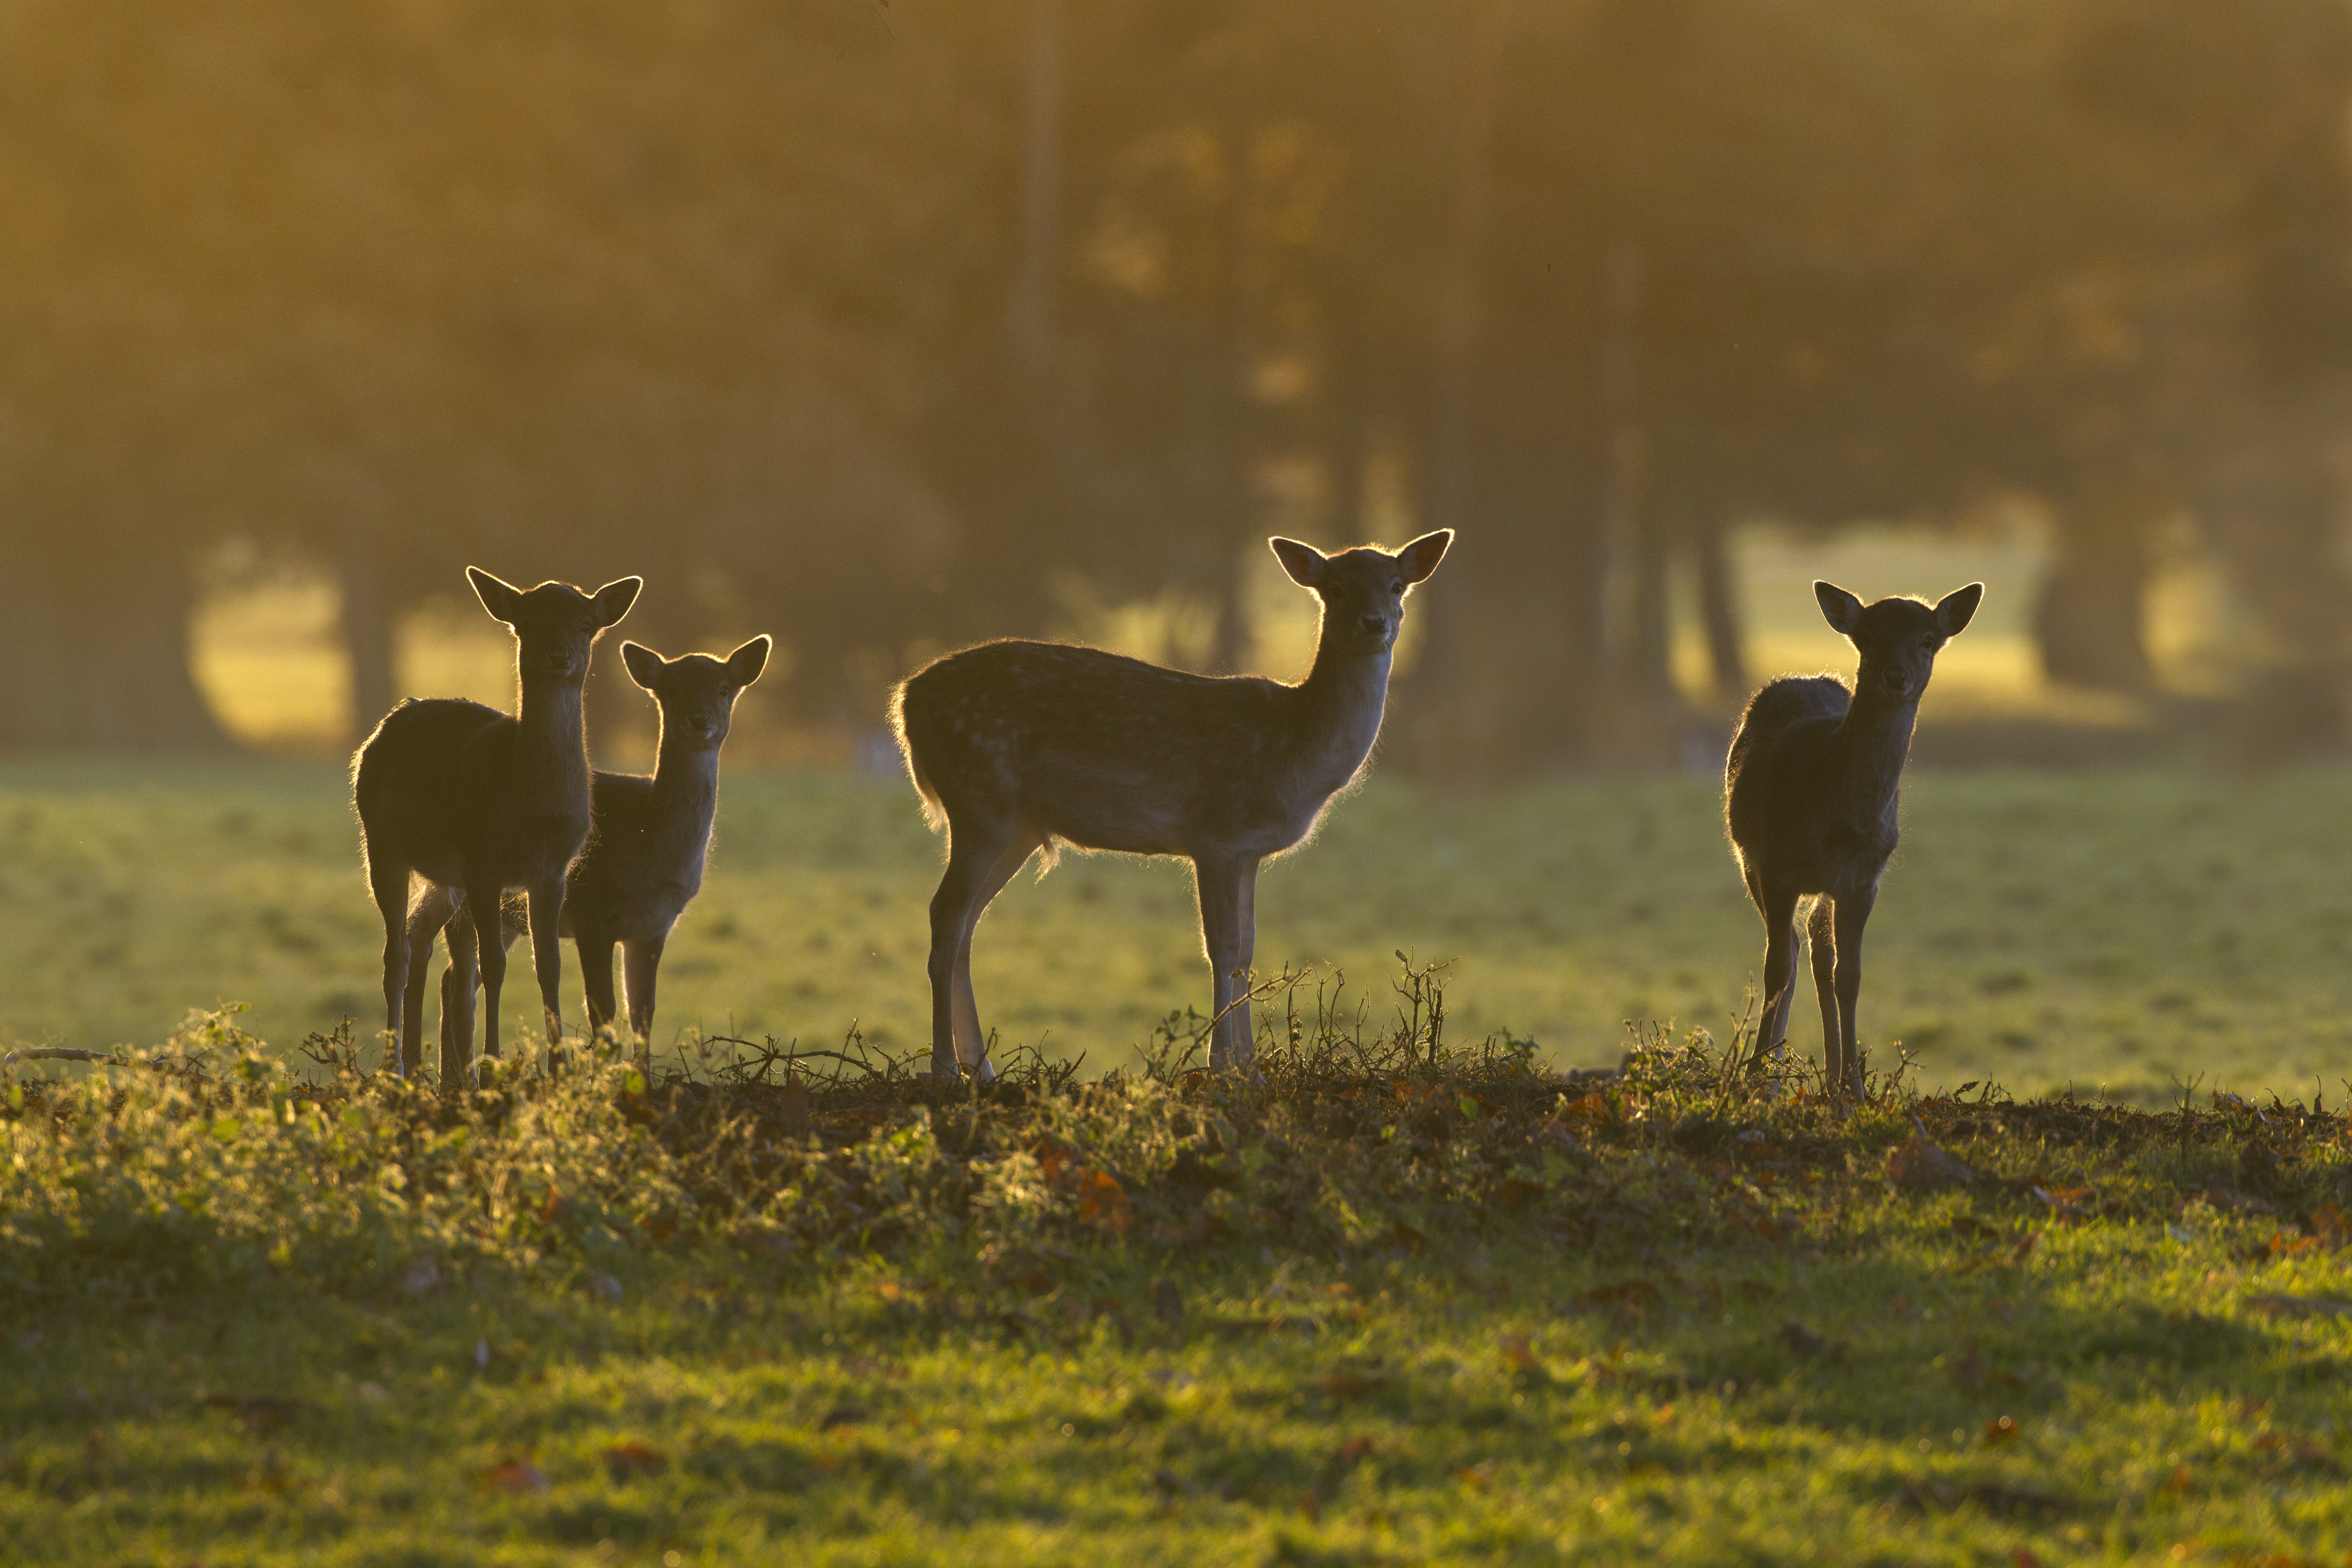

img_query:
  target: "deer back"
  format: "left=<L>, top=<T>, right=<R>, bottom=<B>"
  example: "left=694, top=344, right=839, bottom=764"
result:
left=901, top=641, right=1342, bottom=858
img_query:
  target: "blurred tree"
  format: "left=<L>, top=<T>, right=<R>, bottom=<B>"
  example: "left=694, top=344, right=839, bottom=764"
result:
left=9, top=0, right=2352, bottom=769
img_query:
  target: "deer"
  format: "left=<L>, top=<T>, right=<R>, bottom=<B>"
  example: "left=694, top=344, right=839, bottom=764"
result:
left=1724, top=580, right=1982, bottom=1098
left=892, top=530, right=1452, bottom=1082
left=352, top=567, right=642, bottom=1077
left=405, top=636, right=771, bottom=1084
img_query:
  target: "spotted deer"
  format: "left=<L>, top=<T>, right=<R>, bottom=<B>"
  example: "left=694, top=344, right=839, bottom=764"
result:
left=1725, top=580, right=1982, bottom=1095
left=893, top=531, right=1452, bottom=1080
left=408, top=637, right=771, bottom=1083
left=352, top=567, right=641, bottom=1075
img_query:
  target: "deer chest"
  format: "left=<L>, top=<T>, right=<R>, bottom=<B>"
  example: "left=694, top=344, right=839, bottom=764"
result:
left=502, top=810, right=592, bottom=880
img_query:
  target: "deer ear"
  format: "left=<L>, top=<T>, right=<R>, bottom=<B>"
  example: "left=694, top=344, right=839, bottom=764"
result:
left=1814, top=581, right=1865, bottom=636
left=728, top=635, right=772, bottom=686
left=620, top=641, right=664, bottom=689
left=467, top=566, right=524, bottom=624
left=1270, top=537, right=1326, bottom=588
left=592, top=576, right=643, bottom=629
left=1397, top=529, right=1452, bottom=584
left=1935, top=582, right=1984, bottom=637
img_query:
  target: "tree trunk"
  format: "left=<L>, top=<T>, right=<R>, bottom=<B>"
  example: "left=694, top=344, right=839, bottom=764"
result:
left=1010, top=0, right=1064, bottom=383
left=340, top=528, right=400, bottom=745
left=1692, top=516, right=1746, bottom=698
left=1391, top=0, right=1512, bottom=773
left=0, top=550, right=232, bottom=752
left=1624, top=502, right=1673, bottom=699
left=2034, top=471, right=2157, bottom=690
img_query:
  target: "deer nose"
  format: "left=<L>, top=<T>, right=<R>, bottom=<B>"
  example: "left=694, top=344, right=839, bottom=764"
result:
left=1360, top=613, right=1387, bottom=637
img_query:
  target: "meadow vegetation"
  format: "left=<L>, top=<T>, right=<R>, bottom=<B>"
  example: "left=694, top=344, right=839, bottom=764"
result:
left=3, top=759, right=2351, bottom=1102
left=7, top=980, right=2352, bottom=1564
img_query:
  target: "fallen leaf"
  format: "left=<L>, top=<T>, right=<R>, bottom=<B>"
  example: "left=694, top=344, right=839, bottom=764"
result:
left=482, top=1457, right=548, bottom=1493
left=2012, top=1551, right=2043, bottom=1568
left=600, top=1441, right=667, bottom=1481
left=2162, top=1463, right=2193, bottom=1494
left=2257, top=1231, right=2322, bottom=1260
left=1457, top=1459, right=1494, bottom=1492
left=1336, top=1436, right=1375, bottom=1462
left=1494, top=1178, right=1544, bottom=1209
left=1889, top=1131, right=1975, bottom=1190
left=2313, top=1199, right=2352, bottom=1248
left=1316, top=1370, right=1386, bottom=1399
left=1983, top=1415, right=2022, bottom=1446
left=1075, top=1169, right=1131, bottom=1231
left=2008, top=1230, right=2040, bottom=1265
left=1391, top=1219, right=1427, bottom=1252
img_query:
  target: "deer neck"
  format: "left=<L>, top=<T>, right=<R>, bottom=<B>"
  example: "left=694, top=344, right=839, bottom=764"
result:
left=1294, top=630, right=1395, bottom=785
left=649, top=728, right=723, bottom=863
left=1834, top=684, right=1920, bottom=810
left=514, top=675, right=592, bottom=821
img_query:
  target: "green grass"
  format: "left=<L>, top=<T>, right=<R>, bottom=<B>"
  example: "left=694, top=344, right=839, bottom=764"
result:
left=8, top=1000, right=2352, bottom=1565
left=3, top=759, right=2352, bottom=1100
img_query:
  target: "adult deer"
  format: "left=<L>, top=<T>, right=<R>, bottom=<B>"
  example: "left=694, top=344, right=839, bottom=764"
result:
left=1724, top=580, right=1982, bottom=1097
left=353, top=567, right=640, bottom=1075
left=894, top=530, right=1451, bottom=1081
left=408, top=637, right=771, bottom=1084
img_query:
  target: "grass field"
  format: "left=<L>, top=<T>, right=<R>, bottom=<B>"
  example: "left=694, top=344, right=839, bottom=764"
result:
left=2, top=758, right=2350, bottom=1102
left=8, top=1005, right=2352, bottom=1565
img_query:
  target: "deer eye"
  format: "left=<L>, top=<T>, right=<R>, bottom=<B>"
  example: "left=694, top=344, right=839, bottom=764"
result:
left=1389, top=579, right=1406, bottom=594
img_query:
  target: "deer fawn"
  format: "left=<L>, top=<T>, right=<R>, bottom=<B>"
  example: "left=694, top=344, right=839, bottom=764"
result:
left=1725, top=580, right=1982, bottom=1096
left=407, top=637, right=771, bottom=1083
left=353, top=567, right=641, bottom=1075
left=893, top=531, right=1451, bottom=1080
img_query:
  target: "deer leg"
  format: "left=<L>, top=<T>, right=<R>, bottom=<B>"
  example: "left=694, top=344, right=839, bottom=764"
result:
left=577, top=932, right=620, bottom=1040
left=1832, top=885, right=1876, bottom=1098
left=621, top=935, right=664, bottom=1053
left=1807, top=897, right=1841, bottom=1086
left=525, top=877, right=567, bottom=1056
left=369, top=859, right=414, bottom=1075
left=1195, top=856, right=1253, bottom=1073
left=950, top=831, right=1043, bottom=1085
left=440, top=901, right=480, bottom=1087
left=403, top=883, right=459, bottom=1082
left=1229, top=862, right=1261, bottom=1072
left=1755, top=881, right=1801, bottom=1067
left=928, top=826, right=1009, bottom=1081
left=469, top=879, right=510, bottom=1066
